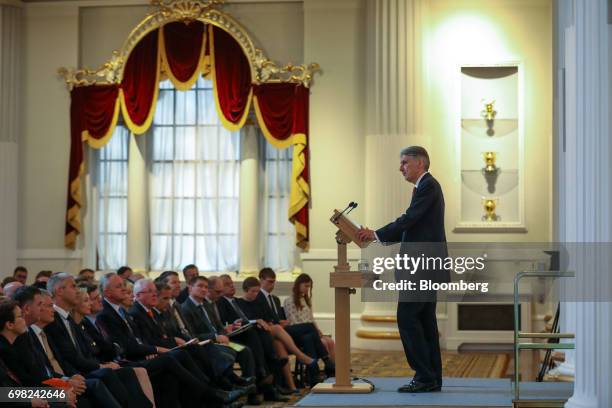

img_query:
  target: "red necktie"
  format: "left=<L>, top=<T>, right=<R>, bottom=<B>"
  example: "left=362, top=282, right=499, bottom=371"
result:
left=147, top=309, right=154, bottom=318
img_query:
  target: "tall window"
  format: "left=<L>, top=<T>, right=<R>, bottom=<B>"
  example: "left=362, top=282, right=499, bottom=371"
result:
left=92, top=79, right=297, bottom=273
left=262, top=139, right=296, bottom=272
left=94, top=126, right=129, bottom=270
left=149, top=78, right=240, bottom=271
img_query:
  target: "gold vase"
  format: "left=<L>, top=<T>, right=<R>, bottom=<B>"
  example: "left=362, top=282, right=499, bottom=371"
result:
left=482, top=198, right=499, bottom=221
left=483, top=151, right=497, bottom=173
left=481, top=100, right=497, bottom=121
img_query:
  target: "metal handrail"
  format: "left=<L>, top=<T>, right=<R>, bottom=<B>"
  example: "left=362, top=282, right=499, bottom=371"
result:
left=513, top=270, right=575, bottom=403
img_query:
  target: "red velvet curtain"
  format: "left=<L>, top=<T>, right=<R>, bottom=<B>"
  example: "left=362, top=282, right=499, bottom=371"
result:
left=211, top=26, right=252, bottom=127
left=66, top=23, right=311, bottom=250
left=254, top=83, right=310, bottom=248
left=121, top=30, right=159, bottom=131
left=66, top=85, right=120, bottom=248
left=163, top=21, right=205, bottom=82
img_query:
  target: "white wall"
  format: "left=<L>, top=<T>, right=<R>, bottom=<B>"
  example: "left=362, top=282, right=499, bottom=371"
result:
left=422, top=0, right=553, bottom=243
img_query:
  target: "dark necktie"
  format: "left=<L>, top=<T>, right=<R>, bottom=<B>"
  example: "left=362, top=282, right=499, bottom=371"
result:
left=230, top=298, right=249, bottom=321
left=199, top=305, right=217, bottom=334
left=66, top=315, right=84, bottom=355
left=412, top=186, right=417, bottom=198
left=267, top=295, right=279, bottom=320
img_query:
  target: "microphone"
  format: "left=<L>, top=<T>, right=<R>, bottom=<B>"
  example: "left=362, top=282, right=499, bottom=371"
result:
left=333, top=201, right=356, bottom=222
left=346, top=202, right=358, bottom=215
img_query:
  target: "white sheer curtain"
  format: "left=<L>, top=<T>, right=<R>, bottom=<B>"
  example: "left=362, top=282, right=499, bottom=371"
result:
left=94, top=126, right=129, bottom=270
left=149, top=78, right=240, bottom=272
left=260, top=135, right=297, bottom=272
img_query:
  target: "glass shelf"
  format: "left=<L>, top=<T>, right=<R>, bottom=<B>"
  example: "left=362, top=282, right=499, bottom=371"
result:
left=461, top=169, right=518, bottom=196
left=461, top=118, right=518, bottom=138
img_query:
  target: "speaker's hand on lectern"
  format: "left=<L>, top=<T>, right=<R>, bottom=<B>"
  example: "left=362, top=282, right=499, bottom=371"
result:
left=358, top=227, right=375, bottom=242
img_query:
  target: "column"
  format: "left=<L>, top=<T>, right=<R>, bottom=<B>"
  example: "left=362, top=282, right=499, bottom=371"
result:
left=555, top=1, right=611, bottom=407
left=357, top=0, right=426, bottom=347
left=127, top=134, right=148, bottom=271
left=239, top=125, right=259, bottom=276
left=0, top=4, right=22, bottom=273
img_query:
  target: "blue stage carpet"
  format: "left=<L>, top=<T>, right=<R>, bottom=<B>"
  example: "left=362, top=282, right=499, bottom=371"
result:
left=295, top=377, right=573, bottom=407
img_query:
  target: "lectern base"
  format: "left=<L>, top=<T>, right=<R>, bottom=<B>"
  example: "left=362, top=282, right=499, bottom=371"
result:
left=310, top=382, right=374, bottom=394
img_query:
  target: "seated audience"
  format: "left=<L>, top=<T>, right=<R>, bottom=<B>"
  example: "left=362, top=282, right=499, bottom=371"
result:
left=96, top=273, right=245, bottom=408
left=3, top=281, right=23, bottom=299
left=72, top=287, right=155, bottom=407
left=238, top=277, right=320, bottom=388
left=77, top=269, right=95, bottom=283
left=258, top=268, right=334, bottom=378
left=13, top=266, right=28, bottom=285
left=176, top=264, right=199, bottom=304
left=33, top=271, right=52, bottom=290
left=284, top=273, right=335, bottom=361
left=116, top=266, right=133, bottom=282
left=14, top=287, right=114, bottom=407
left=44, top=272, right=150, bottom=407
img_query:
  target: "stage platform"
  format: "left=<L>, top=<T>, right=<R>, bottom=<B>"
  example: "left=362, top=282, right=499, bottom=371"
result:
left=295, top=377, right=573, bottom=407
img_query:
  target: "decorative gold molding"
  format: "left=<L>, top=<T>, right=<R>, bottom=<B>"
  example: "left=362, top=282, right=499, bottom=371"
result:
left=360, top=315, right=398, bottom=323
left=355, top=329, right=401, bottom=340
left=58, top=51, right=125, bottom=90
left=58, top=0, right=319, bottom=89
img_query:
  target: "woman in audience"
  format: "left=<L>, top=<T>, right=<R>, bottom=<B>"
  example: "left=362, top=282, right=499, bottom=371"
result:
left=284, top=273, right=335, bottom=362
left=238, top=277, right=318, bottom=391
left=72, top=288, right=156, bottom=407
left=122, top=281, right=135, bottom=309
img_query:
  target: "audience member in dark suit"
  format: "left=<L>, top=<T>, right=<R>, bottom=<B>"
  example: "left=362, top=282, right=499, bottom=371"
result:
left=258, top=268, right=334, bottom=378
left=176, top=264, right=199, bottom=304
left=0, top=297, right=80, bottom=408
left=44, top=273, right=147, bottom=408
left=358, top=146, right=447, bottom=393
left=180, top=277, right=257, bottom=379
left=154, top=273, right=239, bottom=378
left=72, top=287, right=154, bottom=407
left=129, top=279, right=254, bottom=397
left=207, top=277, right=270, bottom=376
left=12, top=286, right=115, bottom=408
left=96, top=273, right=245, bottom=408
left=238, top=277, right=321, bottom=387
left=217, top=274, right=280, bottom=369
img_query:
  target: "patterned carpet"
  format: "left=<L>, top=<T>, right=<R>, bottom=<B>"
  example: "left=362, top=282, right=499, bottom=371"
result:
left=350, top=350, right=510, bottom=378
left=245, top=350, right=510, bottom=407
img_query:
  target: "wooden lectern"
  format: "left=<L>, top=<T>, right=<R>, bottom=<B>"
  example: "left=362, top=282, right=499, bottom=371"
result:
left=311, top=209, right=374, bottom=393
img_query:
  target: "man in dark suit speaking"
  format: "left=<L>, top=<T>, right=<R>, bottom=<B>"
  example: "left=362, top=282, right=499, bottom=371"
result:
left=359, top=146, right=447, bottom=393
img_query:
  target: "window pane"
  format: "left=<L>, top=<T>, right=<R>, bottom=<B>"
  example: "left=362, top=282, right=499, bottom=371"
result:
left=151, top=163, right=174, bottom=197
left=175, top=127, right=196, bottom=161
left=149, top=81, right=239, bottom=272
left=197, top=89, right=216, bottom=124
left=175, top=90, right=196, bottom=125
left=218, top=235, right=239, bottom=271
left=95, top=126, right=128, bottom=270
left=196, top=163, right=218, bottom=197
left=173, top=198, right=196, bottom=234
left=153, top=127, right=174, bottom=160
left=218, top=199, right=239, bottom=234
left=173, top=163, right=196, bottom=197
left=155, top=90, right=174, bottom=125
left=195, top=235, right=217, bottom=271
left=196, top=199, right=217, bottom=234
left=150, top=199, right=172, bottom=234
left=198, top=126, right=219, bottom=160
